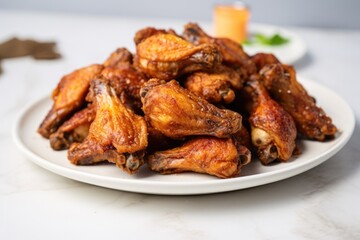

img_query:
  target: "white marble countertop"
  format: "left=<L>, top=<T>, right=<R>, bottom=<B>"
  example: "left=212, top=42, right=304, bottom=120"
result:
left=1, top=10, right=360, bottom=240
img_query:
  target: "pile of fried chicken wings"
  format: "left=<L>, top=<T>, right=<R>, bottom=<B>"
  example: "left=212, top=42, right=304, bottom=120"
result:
left=38, top=23, right=337, bottom=178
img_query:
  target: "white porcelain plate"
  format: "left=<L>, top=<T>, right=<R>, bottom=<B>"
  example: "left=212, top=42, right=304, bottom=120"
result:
left=243, top=23, right=307, bottom=64
left=13, top=77, right=354, bottom=195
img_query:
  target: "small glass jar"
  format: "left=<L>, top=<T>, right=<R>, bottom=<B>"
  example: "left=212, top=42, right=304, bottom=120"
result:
left=213, top=1, right=250, bottom=43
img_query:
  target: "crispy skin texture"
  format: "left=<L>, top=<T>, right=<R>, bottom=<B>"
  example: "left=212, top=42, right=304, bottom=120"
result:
left=100, top=65, right=147, bottom=114
left=184, top=71, right=235, bottom=104
left=147, top=137, right=251, bottom=178
left=49, top=105, right=96, bottom=150
left=134, top=33, right=221, bottom=80
left=251, top=53, right=280, bottom=71
left=243, top=79, right=297, bottom=164
left=38, top=64, right=103, bottom=138
left=133, top=27, right=177, bottom=45
left=103, top=47, right=133, bottom=68
left=182, top=23, right=256, bottom=77
left=141, top=79, right=242, bottom=139
left=260, top=64, right=337, bottom=140
left=68, top=78, right=148, bottom=174
left=184, top=65, right=242, bottom=104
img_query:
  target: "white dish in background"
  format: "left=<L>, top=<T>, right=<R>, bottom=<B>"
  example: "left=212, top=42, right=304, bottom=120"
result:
left=12, top=77, right=354, bottom=195
left=243, top=23, right=307, bottom=65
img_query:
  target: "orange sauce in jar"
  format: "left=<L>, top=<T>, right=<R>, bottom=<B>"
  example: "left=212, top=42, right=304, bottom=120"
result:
left=214, top=2, right=250, bottom=43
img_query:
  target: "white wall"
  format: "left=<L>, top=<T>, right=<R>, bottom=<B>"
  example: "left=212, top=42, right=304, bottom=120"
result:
left=1, top=0, right=359, bottom=29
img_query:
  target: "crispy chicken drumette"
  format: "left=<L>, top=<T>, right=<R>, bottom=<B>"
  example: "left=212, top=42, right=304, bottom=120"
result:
left=260, top=64, right=337, bottom=140
left=134, top=33, right=221, bottom=80
left=140, top=79, right=242, bottom=139
left=182, top=22, right=256, bottom=78
left=68, top=77, right=148, bottom=174
left=240, top=78, right=297, bottom=164
left=147, top=136, right=251, bottom=178
left=184, top=65, right=243, bottom=104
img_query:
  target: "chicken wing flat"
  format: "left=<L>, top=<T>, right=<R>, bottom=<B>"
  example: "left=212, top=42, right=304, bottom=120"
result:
left=38, top=64, right=104, bottom=138
left=182, top=23, right=256, bottom=78
left=100, top=65, right=147, bottom=114
left=68, top=77, right=148, bottom=174
left=141, top=79, right=242, bottom=139
left=147, top=136, right=251, bottom=178
left=134, top=33, right=221, bottom=80
left=103, top=47, right=133, bottom=68
left=49, top=104, right=95, bottom=150
left=260, top=64, right=337, bottom=140
left=241, top=78, right=297, bottom=164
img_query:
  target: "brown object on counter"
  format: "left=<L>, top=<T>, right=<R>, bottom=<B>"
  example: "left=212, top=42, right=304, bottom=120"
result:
left=0, top=37, right=61, bottom=59
left=0, top=37, right=61, bottom=74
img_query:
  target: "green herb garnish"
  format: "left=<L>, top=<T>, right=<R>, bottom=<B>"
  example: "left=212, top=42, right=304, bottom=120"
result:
left=244, top=33, right=290, bottom=46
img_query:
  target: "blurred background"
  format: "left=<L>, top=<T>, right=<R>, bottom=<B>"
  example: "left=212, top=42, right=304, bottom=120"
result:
left=1, top=0, right=359, bottom=29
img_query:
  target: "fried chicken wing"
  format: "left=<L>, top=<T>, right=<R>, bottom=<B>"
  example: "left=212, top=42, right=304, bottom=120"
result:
left=241, top=78, right=297, bottom=164
left=182, top=23, right=256, bottom=78
left=100, top=65, right=147, bottom=114
left=134, top=33, right=221, bottom=80
left=147, top=136, right=251, bottom=178
left=38, top=64, right=104, bottom=138
left=184, top=65, right=243, bottom=104
left=133, top=27, right=177, bottom=45
left=140, top=79, right=242, bottom=139
left=251, top=53, right=280, bottom=71
left=260, top=64, right=337, bottom=140
left=49, top=105, right=95, bottom=150
left=103, top=47, right=133, bottom=68
left=184, top=71, right=235, bottom=104
left=68, top=78, right=148, bottom=174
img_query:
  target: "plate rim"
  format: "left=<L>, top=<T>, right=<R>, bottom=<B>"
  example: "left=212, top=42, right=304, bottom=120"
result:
left=12, top=77, right=355, bottom=195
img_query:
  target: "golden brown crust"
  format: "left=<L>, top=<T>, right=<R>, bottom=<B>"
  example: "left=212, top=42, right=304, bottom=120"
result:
left=99, top=65, right=147, bottom=114
left=147, top=137, right=251, bottom=178
left=242, top=79, right=297, bottom=164
left=250, top=53, right=280, bottom=71
left=182, top=23, right=256, bottom=77
left=134, top=33, right=221, bottom=80
left=38, top=64, right=103, bottom=138
left=260, top=64, right=337, bottom=140
left=68, top=78, right=147, bottom=174
left=37, top=22, right=338, bottom=178
left=141, top=79, right=242, bottom=139
left=184, top=65, right=243, bottom=105
left=103, top=47, right=133, bottom=68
